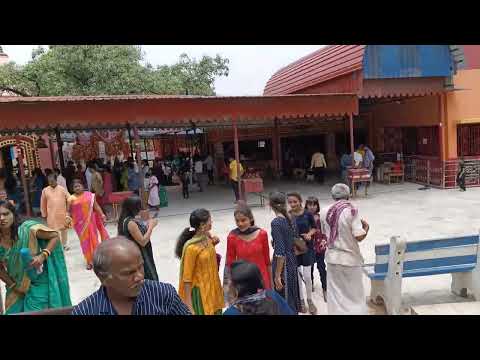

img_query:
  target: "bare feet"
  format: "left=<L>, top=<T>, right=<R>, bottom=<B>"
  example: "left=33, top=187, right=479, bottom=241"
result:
left=307, top=299, right=317, bottom=315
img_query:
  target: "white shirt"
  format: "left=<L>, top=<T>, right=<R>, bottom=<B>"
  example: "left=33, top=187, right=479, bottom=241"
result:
left=320, top=202, right=366, bottom=267
left=204, top=156, right=214, bottom=171
left=311, top=152, right=327, bottom=168
left=57, top=174, right=67, bottom=189
left=354, top=151, right=363, bottom=167
left=85, top=168, right=93, bottom=191
left=194, top=161, right=203, bottom=174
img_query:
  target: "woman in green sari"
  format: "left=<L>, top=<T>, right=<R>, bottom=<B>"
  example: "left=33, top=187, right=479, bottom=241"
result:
left=0, top=200, right=72, bottom=314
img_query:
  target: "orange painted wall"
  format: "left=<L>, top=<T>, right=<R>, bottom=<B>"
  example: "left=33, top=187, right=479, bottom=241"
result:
left=447, top=69, right=480, bottom=123
left=445, top=69, right=480, bottom=159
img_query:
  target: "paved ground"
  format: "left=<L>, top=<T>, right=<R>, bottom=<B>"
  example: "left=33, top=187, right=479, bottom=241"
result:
left=4, top=178, right=477, bottom=314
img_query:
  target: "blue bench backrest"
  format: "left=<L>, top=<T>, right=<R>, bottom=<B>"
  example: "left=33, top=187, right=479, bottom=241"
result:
left=374, top=235, right=479, bottom=276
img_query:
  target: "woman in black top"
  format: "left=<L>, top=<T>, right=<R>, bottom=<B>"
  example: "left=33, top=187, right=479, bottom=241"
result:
left=117, top=196, right=159, bottom=281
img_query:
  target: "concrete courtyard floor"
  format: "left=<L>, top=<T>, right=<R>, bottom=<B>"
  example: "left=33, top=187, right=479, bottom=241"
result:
left=62, top=178, right=480, bottom=315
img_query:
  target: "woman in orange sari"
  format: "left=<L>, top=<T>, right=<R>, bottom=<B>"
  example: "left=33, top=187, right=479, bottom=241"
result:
left=67, top=179, right=110, bottom=270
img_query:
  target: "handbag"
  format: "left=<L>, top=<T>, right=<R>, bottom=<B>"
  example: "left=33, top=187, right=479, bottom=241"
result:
left=293, top=237, right=308, bottom=256
left=290, top=216, right=308, bottom=255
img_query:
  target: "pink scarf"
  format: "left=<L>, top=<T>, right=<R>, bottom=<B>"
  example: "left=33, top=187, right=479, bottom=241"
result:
left=326, top=200, right=357, bottom=247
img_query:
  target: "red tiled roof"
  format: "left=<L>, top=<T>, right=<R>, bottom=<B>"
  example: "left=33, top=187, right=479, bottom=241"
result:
left=0, top=93, right=348, bottom=103
left=264, top=45, right=366, bottom=95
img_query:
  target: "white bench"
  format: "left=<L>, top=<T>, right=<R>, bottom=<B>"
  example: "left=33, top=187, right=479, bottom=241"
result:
left=363, top=233, right=480, bottom=315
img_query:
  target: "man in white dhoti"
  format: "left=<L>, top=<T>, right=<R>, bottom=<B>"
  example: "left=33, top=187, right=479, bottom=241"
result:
left=320, top=183, right=370, bottom=315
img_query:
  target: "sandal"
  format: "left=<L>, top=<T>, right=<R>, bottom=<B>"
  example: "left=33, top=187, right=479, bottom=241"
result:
left=307, top=299, right=317, bottom=315
left=299, top=300, right=307, bottom=314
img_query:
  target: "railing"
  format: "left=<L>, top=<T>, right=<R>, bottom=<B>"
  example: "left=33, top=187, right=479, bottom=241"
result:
left=402, top=156, right=480, bottom=189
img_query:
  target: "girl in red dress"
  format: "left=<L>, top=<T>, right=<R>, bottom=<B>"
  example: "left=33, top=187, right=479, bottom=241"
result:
left=225, top=204, right=272, bottom=304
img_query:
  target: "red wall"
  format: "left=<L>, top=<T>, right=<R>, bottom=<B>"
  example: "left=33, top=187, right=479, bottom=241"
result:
left=463, top=45, right=480, bottom=70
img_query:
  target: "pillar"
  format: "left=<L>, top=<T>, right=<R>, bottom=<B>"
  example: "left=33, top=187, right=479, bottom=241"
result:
left=349, top=114, right=355, bottom=157
left=48, top=137, right=56, bottom=169
left=214, top=141, right=224, bottom=181
left=272, top=118, right=280, bottom=174
left=16, top=143, right=31, bottom=217
left=133, top=126, right=146, bottom=209
left=55, top=128, right=65, bottom=173
left=326, top=132, right=339, bottom=170
left=232, top=115, right=243, bottom=201
left=127, top=124, right=134, bottom=159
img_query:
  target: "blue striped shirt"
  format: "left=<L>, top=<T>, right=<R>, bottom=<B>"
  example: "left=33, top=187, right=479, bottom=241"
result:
left=72, top=280, right=191, bottom=315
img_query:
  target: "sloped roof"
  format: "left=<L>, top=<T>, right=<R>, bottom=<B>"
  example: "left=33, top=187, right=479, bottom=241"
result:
left=0, top=93, right=358, bottom=133
left=264, top=45, right=365, bottom=96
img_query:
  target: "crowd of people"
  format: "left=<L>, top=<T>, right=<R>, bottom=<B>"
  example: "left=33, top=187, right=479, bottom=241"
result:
left=0, top=173, right=369, bottom=315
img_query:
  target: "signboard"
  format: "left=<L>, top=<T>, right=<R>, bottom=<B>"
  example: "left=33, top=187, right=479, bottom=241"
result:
left=98, top=141, right=106, bottom=159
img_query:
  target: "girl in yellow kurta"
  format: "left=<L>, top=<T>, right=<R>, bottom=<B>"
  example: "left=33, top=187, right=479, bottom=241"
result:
left=176, top=209, right=224, bottom=315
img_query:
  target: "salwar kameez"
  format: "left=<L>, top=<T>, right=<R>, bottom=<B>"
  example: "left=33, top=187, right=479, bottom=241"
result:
left=178, top=235, right=224, bottom=315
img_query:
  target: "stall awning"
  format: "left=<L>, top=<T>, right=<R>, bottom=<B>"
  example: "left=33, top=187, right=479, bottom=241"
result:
left=0, top=93, right=358, bottom=133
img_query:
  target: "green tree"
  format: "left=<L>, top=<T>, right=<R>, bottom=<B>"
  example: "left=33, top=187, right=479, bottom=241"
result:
left=0, top=45, right=229, bottom=96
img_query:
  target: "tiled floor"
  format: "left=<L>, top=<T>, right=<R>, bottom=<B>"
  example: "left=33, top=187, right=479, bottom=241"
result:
left=4, top=179, right=479, bottom=314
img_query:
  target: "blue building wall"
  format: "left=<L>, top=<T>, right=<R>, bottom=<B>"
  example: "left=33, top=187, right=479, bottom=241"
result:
left=363, top=45, right=454, bottom=79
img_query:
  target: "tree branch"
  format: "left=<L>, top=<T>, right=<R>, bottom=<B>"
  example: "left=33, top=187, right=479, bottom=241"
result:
left=0, top=87, right=31, bottom=97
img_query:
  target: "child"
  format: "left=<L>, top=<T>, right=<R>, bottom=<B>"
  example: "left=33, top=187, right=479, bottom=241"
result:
left=457, top=159, right=466, bottom=192
left=305, top=196, right=327, bottom=302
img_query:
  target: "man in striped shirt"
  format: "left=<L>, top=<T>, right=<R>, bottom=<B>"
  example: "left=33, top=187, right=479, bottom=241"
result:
left=72, top=237, right=191, bottom=315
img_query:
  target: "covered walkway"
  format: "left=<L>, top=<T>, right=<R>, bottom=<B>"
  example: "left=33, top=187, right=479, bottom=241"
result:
left=0, top=93, right=358, bottom=215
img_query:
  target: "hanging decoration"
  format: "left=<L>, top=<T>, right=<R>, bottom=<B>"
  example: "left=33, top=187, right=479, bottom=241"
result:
left=71, top=130, right=130, bottom=161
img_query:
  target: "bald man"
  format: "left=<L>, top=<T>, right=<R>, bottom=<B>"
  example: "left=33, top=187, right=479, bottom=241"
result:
left=72, top=237, right=190, bottom=315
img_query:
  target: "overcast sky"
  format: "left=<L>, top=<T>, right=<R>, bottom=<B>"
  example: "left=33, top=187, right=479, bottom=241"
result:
left=2, top=45, right=324, bottom=96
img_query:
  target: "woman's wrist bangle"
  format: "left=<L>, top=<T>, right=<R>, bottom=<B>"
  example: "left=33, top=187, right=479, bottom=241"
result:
left=8, top=282, right=16, bottom=290
left=42, top=248, right=51, bottom=256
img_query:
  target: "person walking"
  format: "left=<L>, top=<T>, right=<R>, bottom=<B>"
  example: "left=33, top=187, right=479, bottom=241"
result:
left=65, top=161, right=76, bottom=193
left=127, top=162, right=140, bottom=195
left=147, top=170, right=161, bottom=209
left=31, top=168, right=47, bottom=215
left=176, top=208, right=224, bottom=315
left=0, top=200, right=71, bottom=314
left=287, top=192, right=317, bottom=315
left=305, top=196, right=327, bottom=302
left=457, top=159, right=466, bottom=191
left=194, top=155, right=205, bottom=192
left=228, top=156, right=244, bottom=203
left=310, top=151, right=327, bottom=184
left=225, top=204, right=271, bottom=304
left=320, top=183, right=370, bottom=315
left=204, top=153, right=215, bottom=185
left=269, top=192, right=301, bottom=314
left=118, top=196, right=159, bottom=281
left=67, top=179, right=110, bottom=270
left=40, top=173, right=71, bottom=251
